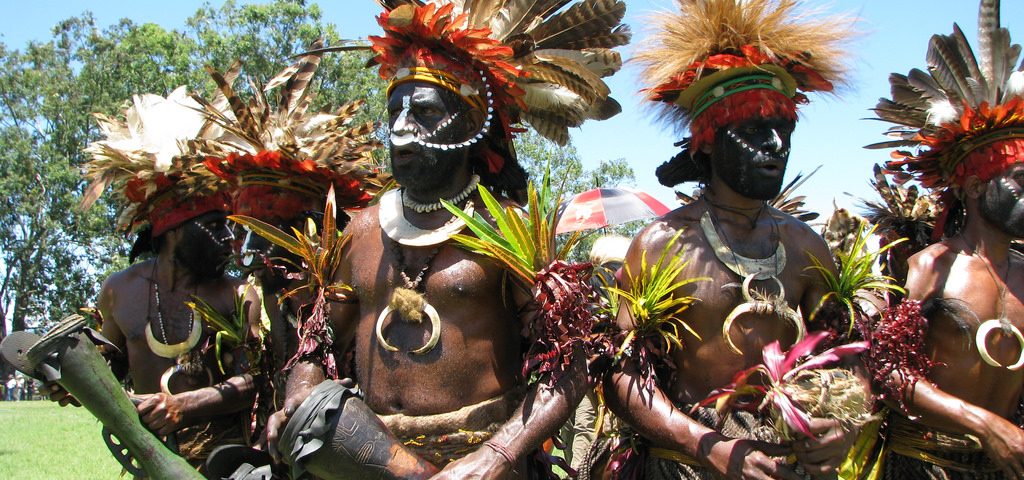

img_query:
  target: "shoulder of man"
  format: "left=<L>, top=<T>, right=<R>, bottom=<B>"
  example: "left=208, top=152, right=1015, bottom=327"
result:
left=102, top=259, right=152, bottom=291
left=345, top=203, right=379, bottom=237
left=908, top=242, right=957, bottom=273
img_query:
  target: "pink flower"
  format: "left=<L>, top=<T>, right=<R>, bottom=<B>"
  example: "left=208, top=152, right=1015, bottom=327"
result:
left=696, top=331, right=868, bottom=438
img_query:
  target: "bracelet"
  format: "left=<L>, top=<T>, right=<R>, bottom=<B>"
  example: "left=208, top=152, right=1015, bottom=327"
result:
left=483, top=441, right=518, bottom=473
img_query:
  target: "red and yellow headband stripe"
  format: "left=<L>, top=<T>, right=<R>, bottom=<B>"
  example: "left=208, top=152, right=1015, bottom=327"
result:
left=386, top=66, right=486, bottom=113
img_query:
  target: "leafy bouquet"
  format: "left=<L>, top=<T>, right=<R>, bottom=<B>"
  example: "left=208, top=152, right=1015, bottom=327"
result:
left=442, top=172, right=601, bottom=381
left=808, top=222, right=906, bottom=338
left=228, top=186, right=352, bottom=378
left=696, top=331, right=871, bottom=440
left=188, top=290, right=259, bottom=376
left=604, top=230, right=704, bottom=390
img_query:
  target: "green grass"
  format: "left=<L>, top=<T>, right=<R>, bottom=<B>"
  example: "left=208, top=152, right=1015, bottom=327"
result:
left=0, top=401, right=122, bottom=479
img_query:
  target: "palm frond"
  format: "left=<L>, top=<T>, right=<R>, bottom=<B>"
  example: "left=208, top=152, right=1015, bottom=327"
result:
left=229, top=186, right=352, bottom=302
left=443, top=168, right=579, bottom=287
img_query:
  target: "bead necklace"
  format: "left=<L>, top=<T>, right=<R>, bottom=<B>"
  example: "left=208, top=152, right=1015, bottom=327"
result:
left=145, top=262, right=203, bottom=360
left=402, top=174, right=480, bottom=213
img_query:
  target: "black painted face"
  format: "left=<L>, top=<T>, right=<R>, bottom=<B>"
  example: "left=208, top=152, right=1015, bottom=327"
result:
left=980, top=164, right=1024, bottom=238
left=174, top=212, right=233, bottom=280
left=236, top=214, right=312, bottom=290
left=710, top=117, right=795, bottom=201
left=387, top=82, right=474, bottom=193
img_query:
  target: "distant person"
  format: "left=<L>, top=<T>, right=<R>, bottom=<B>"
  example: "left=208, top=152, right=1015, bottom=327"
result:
left=16, top=375, right=25, bottom=401
left=5, top=375, right=15, bottom=401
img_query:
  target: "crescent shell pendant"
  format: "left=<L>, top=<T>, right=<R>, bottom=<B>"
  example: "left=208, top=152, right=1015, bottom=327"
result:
left=159, top=364, right=213, bottom=395
left=975, top=319, right=1024, bottom=370
left=145, top=318, right=202, bottom=359
left=375, top=303, right=441, bottom=355
left=379, top=190, right=474, bottom=247
left=722, top=274, right=805, bottom=355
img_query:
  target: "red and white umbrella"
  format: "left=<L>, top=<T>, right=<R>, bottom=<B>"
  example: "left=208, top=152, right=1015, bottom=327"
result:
left=556, top=188, right=671, bottom=234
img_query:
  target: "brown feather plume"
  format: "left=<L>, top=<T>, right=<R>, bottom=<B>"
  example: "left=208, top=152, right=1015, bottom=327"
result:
left=635, top=0, right=856, bottom=133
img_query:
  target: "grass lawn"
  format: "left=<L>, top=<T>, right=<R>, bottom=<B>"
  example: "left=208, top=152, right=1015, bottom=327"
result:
left=0, top=401, right=122, bottom=479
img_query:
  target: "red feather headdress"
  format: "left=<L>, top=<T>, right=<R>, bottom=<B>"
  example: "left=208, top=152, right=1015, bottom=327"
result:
left=868, top=0, right=1024, bottom=235
left=191, top=47, right=387, bottom=224
left=370, top=0, right=630, bottom=147
left=636, top=0, right=855, bottom=151
left=81, top=86, right=229, bottom=236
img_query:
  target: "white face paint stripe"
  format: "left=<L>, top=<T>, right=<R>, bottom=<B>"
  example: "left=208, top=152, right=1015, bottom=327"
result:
left=193, top=219, right=233, bottom=247
left=387, top=70, right=494, bottom=152
left=725, top=128, right=790, bottom=157
left=768, top=129, right=783, bottom=152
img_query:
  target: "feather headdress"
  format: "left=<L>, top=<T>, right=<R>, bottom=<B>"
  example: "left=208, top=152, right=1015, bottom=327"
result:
left=869, top=0, right=1024, bottom=193
left=636, top=0, right=855, bottom=150
left=195, top=44, right=387, bottom=223
left=369, top=0, right=630, bottom=147
left=80, top=86, right=229, bottom=236
left=860, top=164, right=939, bottom=251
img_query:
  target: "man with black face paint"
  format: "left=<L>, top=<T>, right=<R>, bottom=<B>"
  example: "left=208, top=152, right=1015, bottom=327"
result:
left=55, top=87, right=262, bottom=473
left=262, top=1, right=628, bottom=479
left=95, top=210, right=255, bottom=437
left=98, top=211, right=258, bottom=472
left=597, top=1, right=862, bottom=479
left=201, top=90, right=385, bottom=442
left=866, top=2, right=1024, bottom=478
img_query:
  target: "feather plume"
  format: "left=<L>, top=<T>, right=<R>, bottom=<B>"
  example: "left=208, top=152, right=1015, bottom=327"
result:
left=926, top=32, right=973, bottom=106
left=535, top=48, right=622, bottom=76
left=978, top=0, right=1001, bottom=83
left=206, top=65, right=259, bottom=142
left=636, top=0, right=856, bottom=133
left=79, top=85, right=226, bottom=230
left=529, top=0, right=625, bottom=49
left=491, top=0, right=571, bottom=40
left=871, top=0, right=1024, bottom=191
left=278, top=39, right=324, bottom=122
left=952, top=24, right=988, bottom=102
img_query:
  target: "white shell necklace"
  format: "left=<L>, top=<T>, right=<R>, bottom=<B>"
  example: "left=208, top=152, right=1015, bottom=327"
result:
left=145, top=263, right=202, bottom=359
left=402, top=174, right=480, bottom=213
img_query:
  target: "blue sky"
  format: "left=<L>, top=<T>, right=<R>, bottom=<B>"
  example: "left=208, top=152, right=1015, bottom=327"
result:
left=3, top=1, right=1023, bottom=223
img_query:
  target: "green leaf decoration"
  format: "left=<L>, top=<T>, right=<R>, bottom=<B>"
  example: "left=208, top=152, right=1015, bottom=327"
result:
left=229, top=186, right=352, bottom=303
left=442, top=168, right=580, bottom=287
left=188, top=289, right=250, bottom=375
left=807, top=223, right=906, bottom=333
left=607, top=229, right=706, bottom=356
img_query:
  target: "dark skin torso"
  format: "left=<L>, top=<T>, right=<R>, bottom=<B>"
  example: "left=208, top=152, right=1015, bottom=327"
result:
left=625, top=201, right=832, bottom=404
left=893, top=168, right=1024, bottom=478
left=906, top=241, right=1024, bottom=419
left=604, top=200, right=851, bottom=480
left=100, top=258, right=242, bottom=394
left=92, top=256, right=257, bottom=439
left=334, top=198, right=524, bottom=415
